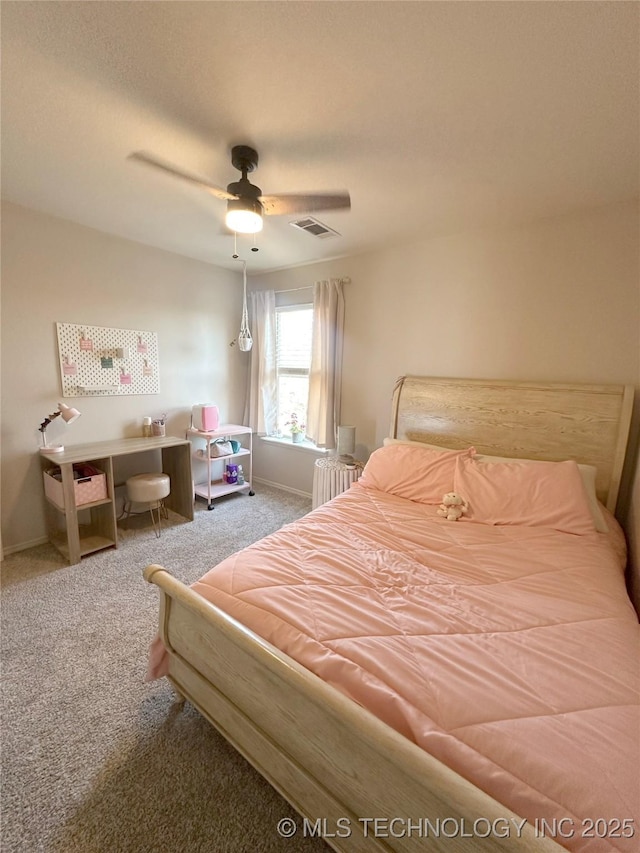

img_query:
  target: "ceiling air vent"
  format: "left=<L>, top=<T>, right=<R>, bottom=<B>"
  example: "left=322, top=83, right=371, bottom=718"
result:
left=290, top=217, right=340, bottom=239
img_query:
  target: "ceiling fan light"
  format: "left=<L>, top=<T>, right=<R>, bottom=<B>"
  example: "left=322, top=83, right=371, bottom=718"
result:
left=226, top=199, right=263, bottom=234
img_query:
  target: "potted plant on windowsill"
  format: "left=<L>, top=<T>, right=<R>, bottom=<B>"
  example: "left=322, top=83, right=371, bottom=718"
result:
left=284, top=413, right=305, bottom=444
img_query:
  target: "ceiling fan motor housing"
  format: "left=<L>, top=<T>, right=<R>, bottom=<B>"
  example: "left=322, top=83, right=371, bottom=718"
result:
left=226, top=146, right=264, bottom=231
left=226, top=178, right=262, bottom=201
left=228, top=145, right=262, bottom=206
left=227, top=147, right=263, bottom=223
left=231, top=145, right=259, bottom=174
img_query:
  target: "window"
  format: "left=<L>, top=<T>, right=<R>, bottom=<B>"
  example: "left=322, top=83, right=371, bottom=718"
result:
left=275, top=304, right=313, bottom=436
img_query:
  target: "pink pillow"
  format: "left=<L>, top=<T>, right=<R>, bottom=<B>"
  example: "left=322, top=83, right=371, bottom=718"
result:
left=454, top=455, right=595, bottom=534
left=359, top=444, right=474, bottom=504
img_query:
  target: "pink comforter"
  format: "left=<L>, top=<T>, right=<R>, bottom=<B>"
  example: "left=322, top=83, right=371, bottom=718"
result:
left=153, top=483, right=640, bottom=851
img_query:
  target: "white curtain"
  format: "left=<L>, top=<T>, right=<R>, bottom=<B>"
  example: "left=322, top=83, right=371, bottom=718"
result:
left=306, top=279, right=345, bottom=449
left=243, top=290, right=277, bottom=435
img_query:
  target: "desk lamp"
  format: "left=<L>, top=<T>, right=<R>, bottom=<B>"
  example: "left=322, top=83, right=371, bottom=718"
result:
left=39, top=403, right=81, bottom=452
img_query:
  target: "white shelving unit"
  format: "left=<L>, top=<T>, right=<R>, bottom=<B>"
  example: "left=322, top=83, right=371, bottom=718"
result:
left=187, top=424, right=254, bottom=510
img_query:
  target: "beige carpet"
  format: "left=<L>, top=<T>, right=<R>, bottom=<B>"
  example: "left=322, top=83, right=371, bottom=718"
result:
left=1, top=486, right=329, bottom=852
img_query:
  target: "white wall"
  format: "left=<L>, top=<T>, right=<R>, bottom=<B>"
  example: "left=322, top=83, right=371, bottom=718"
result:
left=250, top=199, right=640, bottom=604
left=1, top=201, right=249, bottom=552
left=253, top=199, right=638, bottom=460
left=3, top=198, right=639, bottom=608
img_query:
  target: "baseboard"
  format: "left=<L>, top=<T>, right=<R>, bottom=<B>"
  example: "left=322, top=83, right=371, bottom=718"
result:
left=2, top=535, right=49, bottom=557
left=252, top=477, right=311, bottom=500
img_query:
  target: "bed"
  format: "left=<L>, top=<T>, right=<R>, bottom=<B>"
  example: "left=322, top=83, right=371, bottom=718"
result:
left=145, top=376, right=638, bottom=853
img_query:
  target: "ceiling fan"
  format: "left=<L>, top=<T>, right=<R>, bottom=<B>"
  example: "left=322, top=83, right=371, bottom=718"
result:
left=129, top=145, right=351, bottom=234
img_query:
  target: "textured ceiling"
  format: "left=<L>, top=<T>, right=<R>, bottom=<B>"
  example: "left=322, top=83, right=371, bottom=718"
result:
left=1, top=1, right=638, bottom=272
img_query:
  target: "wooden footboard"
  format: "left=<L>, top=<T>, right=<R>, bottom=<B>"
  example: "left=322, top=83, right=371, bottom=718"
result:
left=145, top=564, right=564, bottom=853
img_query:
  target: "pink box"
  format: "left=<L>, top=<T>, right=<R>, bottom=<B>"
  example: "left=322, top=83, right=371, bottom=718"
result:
left=44, top=468, right=107, bottom=509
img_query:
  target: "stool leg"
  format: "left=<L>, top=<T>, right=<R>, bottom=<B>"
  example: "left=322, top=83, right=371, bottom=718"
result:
left=149, top=501, right=162, bottom=538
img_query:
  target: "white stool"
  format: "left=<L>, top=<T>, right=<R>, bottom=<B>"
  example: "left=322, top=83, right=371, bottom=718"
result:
left=124, top=473, right=170, bottom=538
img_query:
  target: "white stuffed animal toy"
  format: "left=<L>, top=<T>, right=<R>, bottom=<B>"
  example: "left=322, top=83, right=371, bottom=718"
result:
left=437, top=492, right=468, bottom=521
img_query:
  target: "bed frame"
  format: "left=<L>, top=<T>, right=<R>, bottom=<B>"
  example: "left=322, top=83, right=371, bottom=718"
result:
left=144, top=376, right=634, bottom=853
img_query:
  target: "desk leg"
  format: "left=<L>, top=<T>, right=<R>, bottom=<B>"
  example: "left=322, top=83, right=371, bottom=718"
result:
left=162, top=444, right=194, bottom=521
left=60, top=463, right=82, bottom=565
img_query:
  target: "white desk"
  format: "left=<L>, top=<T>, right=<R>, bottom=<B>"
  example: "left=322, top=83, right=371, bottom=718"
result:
left=312, top=457, right=364, bottom=509
left=40, top=436, right=193, bottom=564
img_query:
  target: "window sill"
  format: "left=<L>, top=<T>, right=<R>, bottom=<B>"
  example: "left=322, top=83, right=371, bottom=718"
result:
left=260, top=436, right=329, bottom=456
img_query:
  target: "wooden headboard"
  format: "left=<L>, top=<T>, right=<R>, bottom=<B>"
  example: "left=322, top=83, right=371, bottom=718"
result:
left=390, top=376, right=634, bottom=513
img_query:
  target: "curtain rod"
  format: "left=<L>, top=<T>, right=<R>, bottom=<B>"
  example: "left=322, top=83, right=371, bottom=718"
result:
left=276, top=276, right=351, bottom=294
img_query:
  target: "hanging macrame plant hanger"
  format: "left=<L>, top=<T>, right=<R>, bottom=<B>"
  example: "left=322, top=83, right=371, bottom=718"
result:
left=238, top=260, right=253, bottom=352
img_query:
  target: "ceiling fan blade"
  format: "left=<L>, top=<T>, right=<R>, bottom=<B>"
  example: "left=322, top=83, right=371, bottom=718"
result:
left=259, top=192, right=351, bottom=216
left=128, top=151, right=237, bottom=201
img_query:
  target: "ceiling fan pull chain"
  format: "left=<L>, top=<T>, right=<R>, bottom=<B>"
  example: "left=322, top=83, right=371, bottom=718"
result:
left=232, top=231, right=239, bottom=259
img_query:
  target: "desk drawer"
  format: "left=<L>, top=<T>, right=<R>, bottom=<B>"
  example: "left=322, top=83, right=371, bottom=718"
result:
left=44, top=466, right=107, bottom=509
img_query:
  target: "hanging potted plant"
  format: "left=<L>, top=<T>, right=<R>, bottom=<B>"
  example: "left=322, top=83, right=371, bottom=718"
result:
left=284, top=413, right=305, bottom=443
